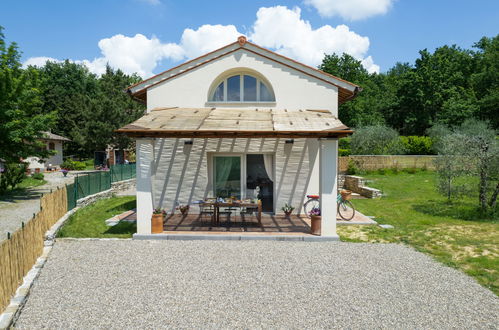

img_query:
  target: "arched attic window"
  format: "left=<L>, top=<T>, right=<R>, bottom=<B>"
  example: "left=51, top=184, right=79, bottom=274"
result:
left=210, top=74, right=275, bottom=102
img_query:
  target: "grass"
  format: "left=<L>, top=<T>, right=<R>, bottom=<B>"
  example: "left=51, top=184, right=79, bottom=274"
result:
left=82, top=159, right=95, bottom=170
left=17, top=177, right=47, bottom=189
left=58, top=196, right=136, bottom=238
left=337, top=170, right=499, bottom=295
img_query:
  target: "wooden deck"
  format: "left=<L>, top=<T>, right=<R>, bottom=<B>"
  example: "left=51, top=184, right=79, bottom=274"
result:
left=163, top=214, right=312, bottom=234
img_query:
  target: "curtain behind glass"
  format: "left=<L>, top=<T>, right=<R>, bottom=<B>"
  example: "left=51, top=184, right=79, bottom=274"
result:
left=215, top=156, right=241, bottom=198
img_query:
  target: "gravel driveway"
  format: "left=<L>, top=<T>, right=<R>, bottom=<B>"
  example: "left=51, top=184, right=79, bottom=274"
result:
left=15, top=240, right=499, bottom=329
left=0, top=172, right=74, bottom=240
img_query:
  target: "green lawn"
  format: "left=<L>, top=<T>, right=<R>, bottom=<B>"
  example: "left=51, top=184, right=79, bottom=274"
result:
left=17, top=177, right=47, bottom=189
left=82, top=159, right=95, bottom=170
left=58, top=196, right=136, bottom=238
left=338, top=171, right=499, bottom=295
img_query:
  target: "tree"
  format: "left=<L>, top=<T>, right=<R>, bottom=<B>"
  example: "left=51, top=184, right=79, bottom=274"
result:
left=35, top=62, right=145, bottom=158
left=430, top=119, right=499, bottom=210
left=36, top=60, right=98, bottom=157
left=83, top=65, right=144, bottom=153
left=350, top=125, right=405, bottom=155
left=319, top=53, right=388, bottom=128
left=0, top=26, right=55, bottom=163
left=471, top=35, right=499, bottom=130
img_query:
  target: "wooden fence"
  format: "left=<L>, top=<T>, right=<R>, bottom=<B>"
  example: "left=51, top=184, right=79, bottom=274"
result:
left=0, top=186, right=68, bottom=313
left=339, top=155, right=438, bottom=173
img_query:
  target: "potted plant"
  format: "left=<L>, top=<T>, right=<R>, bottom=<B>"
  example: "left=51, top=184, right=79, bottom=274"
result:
left=176, top=204, right=190, bottom=216
left=151, top=208, right=166, bottom=234
left=61, top=169, right=69, bottom=177
left=309, top=207, right=321, bottom=235
left=281, top=203, right=295, bottom=217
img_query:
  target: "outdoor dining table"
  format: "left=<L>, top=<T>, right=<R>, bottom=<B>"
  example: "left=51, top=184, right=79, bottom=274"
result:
left=204, top=200, right=262, bottom=225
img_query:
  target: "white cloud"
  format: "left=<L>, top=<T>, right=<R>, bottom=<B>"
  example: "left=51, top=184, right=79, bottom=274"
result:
left=361, top=56, right=380, bottom=74
left=179, top=24, right=241, bottom=59
left=23, top=56, right=61, bottom=67
left=24, top=34, right=184, bottom=77
left=250, top=6, right=378, bottom=72
left=23, top=5, right=380, bottom=77
left=305, top=0, right=395, bottom=21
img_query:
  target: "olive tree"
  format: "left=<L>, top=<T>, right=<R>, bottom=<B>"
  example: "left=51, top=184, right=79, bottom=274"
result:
left=430, top=119, right=499, bottom=210
left=350, top=125, right=406, bottom=155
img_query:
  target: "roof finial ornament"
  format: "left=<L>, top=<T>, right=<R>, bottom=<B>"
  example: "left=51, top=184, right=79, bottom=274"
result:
left=237, top=35, right=247, bottom=46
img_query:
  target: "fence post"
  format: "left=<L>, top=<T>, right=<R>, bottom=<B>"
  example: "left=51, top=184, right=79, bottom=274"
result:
left=74, top=174, right=78, bottom=202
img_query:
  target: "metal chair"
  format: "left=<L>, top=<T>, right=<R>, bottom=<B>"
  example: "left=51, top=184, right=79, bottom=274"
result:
left=198, top=201, right=215, bottom=224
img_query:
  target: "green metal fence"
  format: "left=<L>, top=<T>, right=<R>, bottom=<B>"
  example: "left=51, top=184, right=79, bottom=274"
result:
left=66, top=164, right=136, bottom=210
left=66, top=183, right=76, bottom=210
left=110, top=163, right=136, bottom=182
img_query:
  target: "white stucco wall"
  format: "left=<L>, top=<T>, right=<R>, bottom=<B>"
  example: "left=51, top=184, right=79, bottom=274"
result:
left=146, top=49, right=339, bottom=115
left=147, top=137, right=320, bottom=215
left=27, top=140, right=64, bottom=170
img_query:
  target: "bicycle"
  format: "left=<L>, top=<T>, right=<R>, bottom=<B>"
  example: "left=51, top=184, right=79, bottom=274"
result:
left=303, top=190, right=356, bottom=221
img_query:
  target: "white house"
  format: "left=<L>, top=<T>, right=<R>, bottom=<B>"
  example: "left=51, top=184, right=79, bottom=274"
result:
left=118, top=36, right=360, bottom=238
left=26, top=131, right=70, bottom=172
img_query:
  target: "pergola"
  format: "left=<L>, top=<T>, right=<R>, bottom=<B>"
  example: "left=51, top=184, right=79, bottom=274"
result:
left=117, top=107, right=352, bottom=237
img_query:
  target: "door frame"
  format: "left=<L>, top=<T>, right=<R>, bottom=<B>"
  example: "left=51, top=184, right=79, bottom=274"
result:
left=208, top=152, right=275, bottom=213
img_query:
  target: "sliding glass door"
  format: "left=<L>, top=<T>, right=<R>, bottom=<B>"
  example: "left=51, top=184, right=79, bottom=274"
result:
left=246, top=154, right=274, bottom=212
left=214, top=156, right=242, bottom=199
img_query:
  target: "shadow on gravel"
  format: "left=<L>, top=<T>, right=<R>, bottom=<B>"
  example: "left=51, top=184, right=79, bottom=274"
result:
left=0, top=189, right=44, bottom=203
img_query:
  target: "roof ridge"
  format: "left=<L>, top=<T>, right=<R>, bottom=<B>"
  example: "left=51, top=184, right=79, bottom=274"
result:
left=125, top=37, right=360, bottom=101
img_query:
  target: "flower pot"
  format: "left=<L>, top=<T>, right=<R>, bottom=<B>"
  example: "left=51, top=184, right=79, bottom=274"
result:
left=310, top=215, right=321, bottom=235
left=284, top=211, right=292, bottom=218
left=180, top=210, right=189, bottom=216
left=62, top=172, right=68, bottom=177
left=151, top=213, right=164, bottom=234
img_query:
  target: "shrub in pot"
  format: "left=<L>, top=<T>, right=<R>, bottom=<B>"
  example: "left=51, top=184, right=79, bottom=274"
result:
left=176, top=204, right=189, bottom=216
left=281, top=203, right=295, bottom=217
left=151, top=208, right=166, bottom=234
left=309, top=207, right=321, bottom=235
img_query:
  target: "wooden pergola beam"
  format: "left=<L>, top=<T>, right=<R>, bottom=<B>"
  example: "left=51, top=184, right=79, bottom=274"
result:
left=116, top=129, right=353, bottom=139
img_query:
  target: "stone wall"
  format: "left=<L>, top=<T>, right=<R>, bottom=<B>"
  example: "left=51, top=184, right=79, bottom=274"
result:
left=339, top=155, right=437, bottom=173
left=76, top=178, right=136, bottom=207
left=340, top=175, right=382, bottom=199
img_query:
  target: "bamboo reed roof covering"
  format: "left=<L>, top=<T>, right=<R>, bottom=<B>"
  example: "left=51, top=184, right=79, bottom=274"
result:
left=117, top=107, right=352, bottom=138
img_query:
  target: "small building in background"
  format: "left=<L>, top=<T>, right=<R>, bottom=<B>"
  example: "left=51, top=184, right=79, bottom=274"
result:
left=94, top=146, right=132, bottom=168
left=26, top=132, right=70, bottom=172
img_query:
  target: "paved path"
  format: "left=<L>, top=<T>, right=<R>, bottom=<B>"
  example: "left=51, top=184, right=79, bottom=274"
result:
left=0, top=172, right=74, bottom=240
left=15, top=240, right=499, bottom=329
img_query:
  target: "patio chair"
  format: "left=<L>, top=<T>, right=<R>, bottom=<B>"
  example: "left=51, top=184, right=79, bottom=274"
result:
left=240, top=206, right=258, bottom=222
left=198, top=201, right=215, bottom=223
left=218, top=206, right=237, bottom=223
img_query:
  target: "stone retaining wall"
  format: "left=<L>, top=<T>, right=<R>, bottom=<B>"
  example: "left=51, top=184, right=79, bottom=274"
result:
left=339, top=155, right=437, bottom=173
left=76, top=179, right=136, bottom=208
left=340, top=175, right=382, bottom=198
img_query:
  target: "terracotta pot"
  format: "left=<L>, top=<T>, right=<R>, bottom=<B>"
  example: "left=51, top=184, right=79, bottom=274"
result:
left=284, top=211, right=292, bottom=218
left=151, top=213, right=164, bottom=234
left=310, top=215, right=321, bottom=235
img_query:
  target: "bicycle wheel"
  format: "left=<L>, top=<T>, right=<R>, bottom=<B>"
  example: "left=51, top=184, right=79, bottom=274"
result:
left=303, top=198, right=320, bottom=218
left=337, top=200, right=355, bottom=221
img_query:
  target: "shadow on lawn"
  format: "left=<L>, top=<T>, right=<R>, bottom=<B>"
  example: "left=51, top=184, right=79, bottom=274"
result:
left=105, top=221, right=136, bottom=235
left=103, top=199, right=137, bottom=235
left=412, top=199, right=498, bottom=222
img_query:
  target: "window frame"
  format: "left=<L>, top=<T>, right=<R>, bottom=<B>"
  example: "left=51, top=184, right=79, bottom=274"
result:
left=208, top=73, right=275, bottom=103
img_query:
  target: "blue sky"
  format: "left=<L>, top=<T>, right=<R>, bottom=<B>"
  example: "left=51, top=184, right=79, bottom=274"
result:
left=1, top=0, right=498, bottom=77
